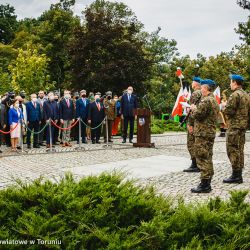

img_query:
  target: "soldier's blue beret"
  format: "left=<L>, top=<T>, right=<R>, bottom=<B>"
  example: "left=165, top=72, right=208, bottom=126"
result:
left=192, top=77, right=202, bottom=83
left=230, top=74, right=244, bottom=81
left=201, top=79, right=216, bottom=87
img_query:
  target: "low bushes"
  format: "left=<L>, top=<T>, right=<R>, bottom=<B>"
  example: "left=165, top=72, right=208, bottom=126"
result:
left=151, top=119, right=185, bottom=134
left=0, top=173, right=249, bottom=249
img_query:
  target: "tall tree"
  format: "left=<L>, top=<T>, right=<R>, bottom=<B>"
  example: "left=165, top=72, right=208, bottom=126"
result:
left=235, top=0, right=250, bottom=44
left=8, top=46, right=52, bottom=94
left=36, top=3, right=80, bottom=89
left=0, top=4, right=18, bottom=44
left=70, top=0, right=152, bottom=95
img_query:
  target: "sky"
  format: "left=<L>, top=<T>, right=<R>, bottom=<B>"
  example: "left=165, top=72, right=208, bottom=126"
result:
left=1, top=0, right=249, bottom=58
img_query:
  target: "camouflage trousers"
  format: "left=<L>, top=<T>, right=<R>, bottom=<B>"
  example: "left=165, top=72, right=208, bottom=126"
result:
left=194, top=136, right=215, bottom=180
left=187, top=131, right=196, bottom=160
left=226, top=129, right=246, bottom=170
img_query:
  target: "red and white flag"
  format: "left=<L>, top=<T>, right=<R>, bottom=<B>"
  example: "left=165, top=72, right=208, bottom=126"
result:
left=213, top=86, right=221, bottom=104
left=183, top=87, right=191, bottom=101
left=172, top=87, right=185, bottom=117
left=176, top=67, right=184, bottom=79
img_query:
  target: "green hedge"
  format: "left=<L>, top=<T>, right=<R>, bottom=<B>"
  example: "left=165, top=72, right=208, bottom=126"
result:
left=151, top=119, right=185, bottom=134
left=0, top=173, right=250, bottom=249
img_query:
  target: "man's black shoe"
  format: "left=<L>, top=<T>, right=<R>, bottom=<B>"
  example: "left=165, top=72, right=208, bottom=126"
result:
left=129, top=139, right=133, bottom=143
left=27, top=145, right=31, bottom=149
left=39, top=142, right=45, bottom=146
left=92, top=141, right=96, bottom=144
left=223, top=170, right=243, bottom=184
left=191, top=179, right=212, bottom=193
left=122, top=139, right=126, bottom=143
left=33, top=145, right=40, bottom=148
left=17, top=146, right=21, bottom=150
left=96, top=141, right=101, bottom=144
left=108, top=140, right=113, bottom=143
left=0, top=149, right=2, bottom=153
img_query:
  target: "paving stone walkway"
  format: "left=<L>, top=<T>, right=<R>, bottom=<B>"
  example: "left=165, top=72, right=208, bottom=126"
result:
left=0, top=132, right=249, bottom=203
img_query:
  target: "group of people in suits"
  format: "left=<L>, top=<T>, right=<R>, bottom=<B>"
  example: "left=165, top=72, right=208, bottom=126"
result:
left=0, top=86, right=138, bottom=152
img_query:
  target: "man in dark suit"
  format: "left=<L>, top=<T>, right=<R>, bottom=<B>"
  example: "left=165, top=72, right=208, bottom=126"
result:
left=88, top=93, right=105, bottom=144
left=37, top=90, right=47, bottom=146
left=26, top=93, right=41, bottom=149
left=0, top=97, right=7, bottom=153
left=59, top=90, right=75, bottom=147
left=43, top=92, right=59, bottom=148
left=121, top=86, right=138, bottom=143
left=76, top=90, right=89, bottom=143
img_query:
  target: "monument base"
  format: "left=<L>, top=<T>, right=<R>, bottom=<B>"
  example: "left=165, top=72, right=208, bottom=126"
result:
left=133, top=143, right=155, bottom=148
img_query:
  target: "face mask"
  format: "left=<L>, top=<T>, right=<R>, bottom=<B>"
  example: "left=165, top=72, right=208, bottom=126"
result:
left=64, top=94, right=70, bottom=99
left=95, top=98, right=100, bottom=103
left=14, top=103, right=19, bottom=108
left=107, top=96, right=111, bottom=100
left=82, top=94, right=86, bottom=98
left=32, top=98, right=37, bottom=102
left=127, top=90, right=132, bottom=94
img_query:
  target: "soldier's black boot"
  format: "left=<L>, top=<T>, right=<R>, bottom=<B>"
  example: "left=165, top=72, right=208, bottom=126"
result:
left=191, top=179, right=212, bottom=193
left=223, top=170, right=243, bottom=184
left=183, top=159, right=200, bottom=173
left=218, top=128, right=226, bottom=137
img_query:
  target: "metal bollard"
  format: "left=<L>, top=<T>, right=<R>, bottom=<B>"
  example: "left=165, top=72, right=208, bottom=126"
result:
left=104, top=116, right=111, bottom=148
left=49, top=119, right=53, bottom=153
left=20, top=120, right=24, bottom=153
left=79, top=118, right=82, bottom=149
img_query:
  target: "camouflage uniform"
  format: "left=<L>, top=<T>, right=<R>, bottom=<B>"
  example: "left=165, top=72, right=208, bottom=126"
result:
left=224, top=87, right=250, bottom=170
left=192, top=93, right=220, bottom=180
left=103, top=98, right=116, bottom=141
left=187, top=89, right=202, bottom=160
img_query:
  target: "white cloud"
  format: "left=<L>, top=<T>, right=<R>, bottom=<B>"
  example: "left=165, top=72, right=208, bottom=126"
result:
left=2, top=0, right=249, bottom=58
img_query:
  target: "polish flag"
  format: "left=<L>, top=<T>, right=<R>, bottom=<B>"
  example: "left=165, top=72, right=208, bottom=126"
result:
left=172, top=87, right=185, bottom=117
left=183, top=87, right=191, bottom=101
left=213, top=86, right=221, bottom=104
left=176, top=67, right=184, bottom=79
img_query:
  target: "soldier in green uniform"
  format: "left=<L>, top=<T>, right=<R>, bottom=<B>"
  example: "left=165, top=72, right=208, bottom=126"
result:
left=223, top=74, right=250, bottom=184
left=183, top=77, right=202, bottom=172
left=103, top=91, right=116, bottom=143
left=190, top=79, right=220, bottom=193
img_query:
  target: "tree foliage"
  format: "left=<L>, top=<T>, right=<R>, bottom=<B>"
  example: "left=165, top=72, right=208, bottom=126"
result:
left=70, top=0, right=152, bottom=95
left=8, top=47, right=52, bottom=94
left=0, top=4, right=18, bottom=44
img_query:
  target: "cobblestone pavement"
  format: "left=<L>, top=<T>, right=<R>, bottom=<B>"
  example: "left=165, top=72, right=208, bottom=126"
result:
left=0, top=132, right=249, bottom=203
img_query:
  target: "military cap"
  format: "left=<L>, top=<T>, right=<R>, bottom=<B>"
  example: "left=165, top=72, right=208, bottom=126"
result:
left=201, top=79, right=216, bottom=87
left=95, top=92, right=101, bottom=96
left=80, top=89, right=86, bottom=93
left=230, top=74, right=244, bottom=81
left=192, top=77, right=202, bottom=83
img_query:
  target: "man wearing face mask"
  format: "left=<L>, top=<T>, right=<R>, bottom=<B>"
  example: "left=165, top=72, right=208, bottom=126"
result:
left=37, top=90, right=47, bottom=146
left=88, top=93, right=105, bottom=144
left=121, top=86, right=138, bottom=143
left=26, top=94, right=41, bottom=149
left=43, top=92, right=59, bottom=148
left=103, top=91, right=116, bottom=142
left=76, top=90, right=90, bottom=144
left=59, top=90, right=75, bottom=147
left=0, top=96, right=7, bottom=153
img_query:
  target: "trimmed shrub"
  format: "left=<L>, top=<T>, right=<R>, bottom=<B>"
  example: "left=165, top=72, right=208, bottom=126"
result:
left=0, top=174, right=249, bottom=249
